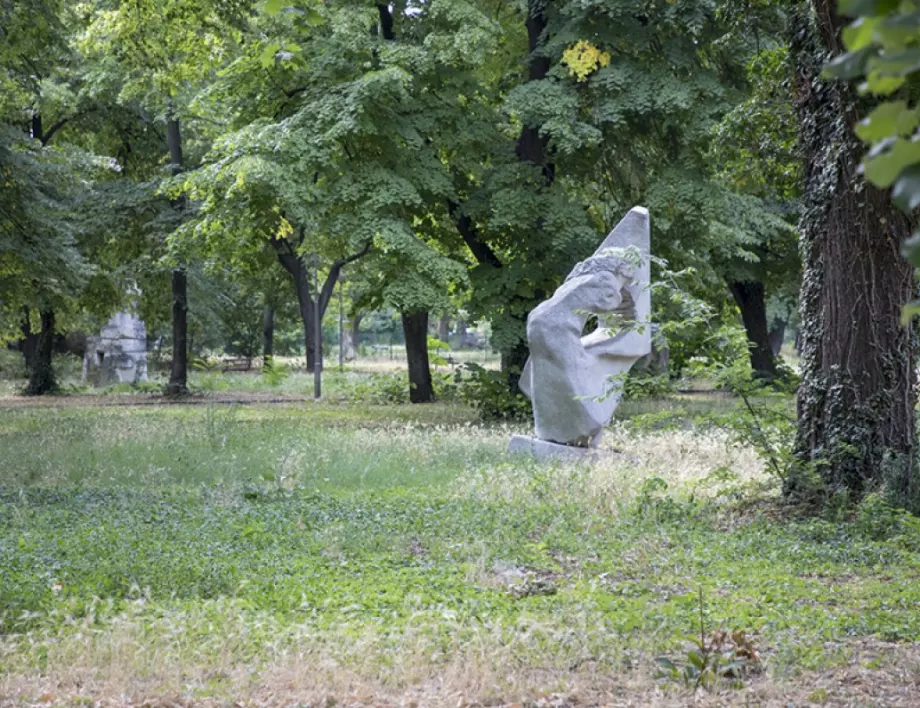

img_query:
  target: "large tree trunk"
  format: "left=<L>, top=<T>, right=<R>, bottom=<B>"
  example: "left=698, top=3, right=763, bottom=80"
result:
left=25, top=309, right=57, bottom=396
left=789, top=1, right=917, bottom=502
left=402, top=311, right=434, bottom=403
left=729, top=280, right=779, bottom=381
left=166, top=268, right=189, bottom=395
left=262, top=305, right=275, bottom=370
left=502, top=336, right=531, bottom=393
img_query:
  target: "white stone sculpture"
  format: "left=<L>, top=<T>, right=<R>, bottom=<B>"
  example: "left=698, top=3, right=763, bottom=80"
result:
left=509, top=206, right=652, bottom=459
left=82, top=310, right=148, bottom=386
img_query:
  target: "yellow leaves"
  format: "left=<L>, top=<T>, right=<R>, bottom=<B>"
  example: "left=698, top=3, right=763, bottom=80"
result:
left=562, top=40, right=611, bottom=83
left=274, top=217, right=293, bottom=241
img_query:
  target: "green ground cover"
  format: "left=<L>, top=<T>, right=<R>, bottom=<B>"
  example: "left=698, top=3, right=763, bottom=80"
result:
left=1, top=402, right=919, bottom=706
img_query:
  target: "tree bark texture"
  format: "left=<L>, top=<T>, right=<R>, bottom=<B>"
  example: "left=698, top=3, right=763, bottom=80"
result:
left=402, top=311, right=434, bottom=403
left=166, top=268, right=189, bottom=395
left=25, top=309, right=57, bottom=396
left=790, top=1, right=917, bottom=500
left=262, top=305, right=275, bottom=370
left=282, top=251, right=318, bottom=372
left=516, top=1, right=553, bottom=184
left=729, top=280, right=779, bottom=381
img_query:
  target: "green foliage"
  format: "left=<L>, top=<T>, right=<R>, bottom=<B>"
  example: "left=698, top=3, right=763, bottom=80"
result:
left=427, top=335, right=451, bottom=368
left=650, top=261, right=749, bottom=374
left=0, top=348, right=25, bottom=380
left=336, top=370, right=459, bottom=405
left=455, top=362, right=533, bottom=421
left=622, top=372, right=676, bottom=401
left=259, top=358, right=290, bottom=387
left=339, top=372, right=410, bottom=405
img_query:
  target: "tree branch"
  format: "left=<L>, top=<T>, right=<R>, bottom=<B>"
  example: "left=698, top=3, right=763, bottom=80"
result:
left=41, top=115, right=75, bottom=146
left=320, top=241, right=373, bottom=314
left=333, top=240, right=372, bottom=269
left=447, top=200, right=502, bottom=268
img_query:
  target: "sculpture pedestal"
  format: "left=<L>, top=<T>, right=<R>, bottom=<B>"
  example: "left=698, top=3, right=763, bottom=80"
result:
left=508, top=435, right=603, bottom=462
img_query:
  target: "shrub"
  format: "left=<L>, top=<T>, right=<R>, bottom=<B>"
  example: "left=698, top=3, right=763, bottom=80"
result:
left=454, top=363, right=532, bottom=421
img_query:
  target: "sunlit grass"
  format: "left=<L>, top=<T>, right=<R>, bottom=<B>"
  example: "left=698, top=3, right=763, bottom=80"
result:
left=1, top=401, right=919, bottom=706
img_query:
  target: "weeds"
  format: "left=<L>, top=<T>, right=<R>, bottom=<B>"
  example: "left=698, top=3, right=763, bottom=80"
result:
left=656, top=588, right=761, bottom=692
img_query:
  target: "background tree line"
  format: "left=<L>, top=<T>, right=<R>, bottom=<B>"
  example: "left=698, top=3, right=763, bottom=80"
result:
left=2, top=0, right=918, bottom=508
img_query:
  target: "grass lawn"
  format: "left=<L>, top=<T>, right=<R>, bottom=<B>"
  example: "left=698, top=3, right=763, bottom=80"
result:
left=2, top=400, right=920, bottom=706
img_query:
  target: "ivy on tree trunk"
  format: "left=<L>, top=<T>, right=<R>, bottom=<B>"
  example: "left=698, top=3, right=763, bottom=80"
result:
left=789, top=1, right=917, bottom=503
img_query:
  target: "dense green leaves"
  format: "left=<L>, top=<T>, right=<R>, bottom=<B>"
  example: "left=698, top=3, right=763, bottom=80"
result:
left=2, top=0, right=813, bottom=385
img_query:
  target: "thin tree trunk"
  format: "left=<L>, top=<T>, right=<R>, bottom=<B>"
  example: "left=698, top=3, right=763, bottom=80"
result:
left=402, top=311, right=434, bottom=403
left=341, top=312, right=360, bottom=361
left=25, top=309, right=57, bottom=396
left=273, top=236, right=371, bottom=372
left=377, top=3, right=395, bottom=40
left=166, top=268, right=189, bottom=395
left=165, top=115, right=189, bottom=395
left=438, top=315, right=450, bottom=343
left=729, top=280, right=779, bottom=381
left=262, top=305, right=275, bottom=370
left=789, top=1, right=917, bottom=502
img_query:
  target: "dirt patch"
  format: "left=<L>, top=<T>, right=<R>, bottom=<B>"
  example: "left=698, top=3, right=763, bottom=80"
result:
left=3, top=639, right=919, bottom=707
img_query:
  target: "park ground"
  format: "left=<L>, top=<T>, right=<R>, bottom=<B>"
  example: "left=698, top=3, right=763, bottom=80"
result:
left=2, top=369, right=920, bottom=707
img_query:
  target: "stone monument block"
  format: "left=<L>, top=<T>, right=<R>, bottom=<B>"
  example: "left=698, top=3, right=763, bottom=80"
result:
left=82, top=311, right=148, bottom=386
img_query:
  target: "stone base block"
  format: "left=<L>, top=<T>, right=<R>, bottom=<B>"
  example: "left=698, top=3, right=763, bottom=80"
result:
left=508, top=435, right=603, bottom=462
